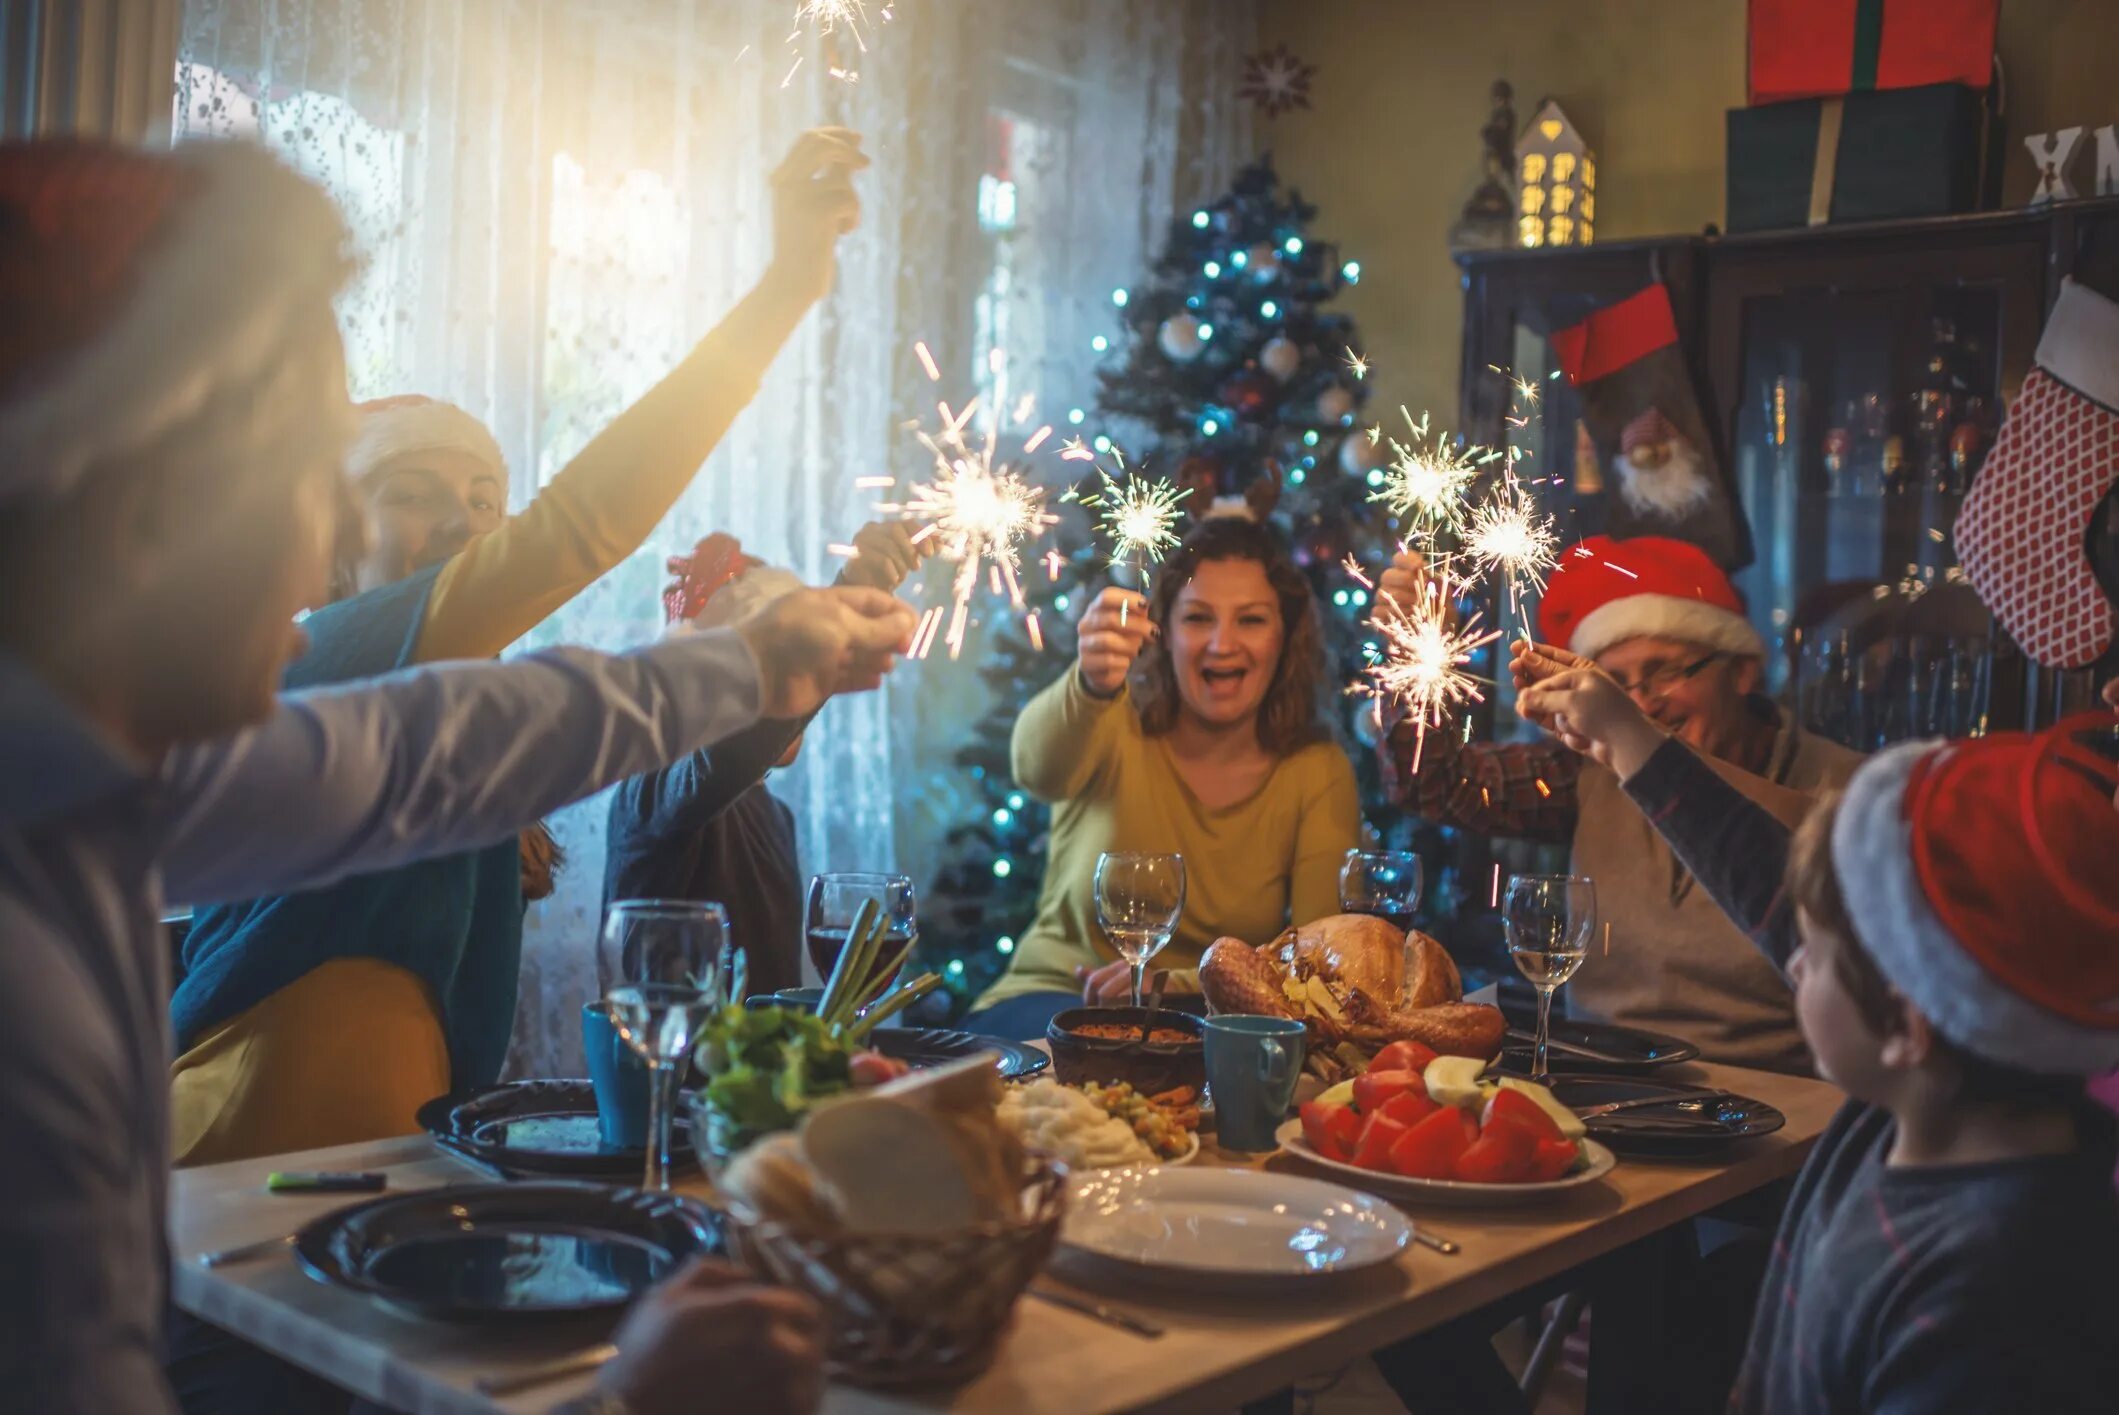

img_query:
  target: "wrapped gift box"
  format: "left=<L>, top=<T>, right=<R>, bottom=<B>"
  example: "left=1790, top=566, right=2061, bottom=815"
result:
left=1748, top=0, right=1998, bottom=106
left=1726, top=82, right=2002, bottom=234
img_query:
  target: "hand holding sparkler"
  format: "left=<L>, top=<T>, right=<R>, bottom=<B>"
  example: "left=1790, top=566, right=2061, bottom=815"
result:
left=765, top=128, right=869, bottom=306
left=834, top=519, right=931, bottom=594
left=1076, top=586, right=1154, bottom=698
left=737, top=584, right=917, bottom=718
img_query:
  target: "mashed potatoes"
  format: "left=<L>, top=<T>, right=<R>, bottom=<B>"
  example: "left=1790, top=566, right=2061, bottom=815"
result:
left=996, top=1079, right=1155, bottom=1170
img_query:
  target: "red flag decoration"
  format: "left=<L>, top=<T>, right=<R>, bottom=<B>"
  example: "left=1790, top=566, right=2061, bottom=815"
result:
left=1747, top=0, right=1997, bottom=107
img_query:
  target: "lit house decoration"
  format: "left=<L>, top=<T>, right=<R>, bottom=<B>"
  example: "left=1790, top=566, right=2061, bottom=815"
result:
left=1515, top=100, right=1595, bottom=248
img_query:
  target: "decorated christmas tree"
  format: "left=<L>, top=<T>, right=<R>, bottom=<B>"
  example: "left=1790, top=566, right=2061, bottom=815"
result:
left=916, top=156, right=1433, bottom=1010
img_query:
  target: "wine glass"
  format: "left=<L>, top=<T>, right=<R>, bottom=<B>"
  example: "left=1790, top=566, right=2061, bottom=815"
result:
left=1504, top=875, right=1596, bottom=1083
left=599, top=899, right=729, bottom=1191
left=1093, top=852, right=1186, bottom=1009
left=805, top=873, right=917, bottom=1006
left=1338, top=849, right=1426, bottom=1006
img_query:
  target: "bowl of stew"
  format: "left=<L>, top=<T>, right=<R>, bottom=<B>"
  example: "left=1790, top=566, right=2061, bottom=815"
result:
left=1047, top=1006, right=1206, bottom=1095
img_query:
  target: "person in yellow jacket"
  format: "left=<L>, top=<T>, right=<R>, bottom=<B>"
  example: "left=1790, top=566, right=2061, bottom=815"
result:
left=169, top=128, right=869, bottom=1166
left=968, top=515, right=1362, bottom=1039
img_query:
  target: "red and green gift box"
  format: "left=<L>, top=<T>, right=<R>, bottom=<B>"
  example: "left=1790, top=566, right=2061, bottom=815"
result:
left=1747, top=0, right=1998, bottom=106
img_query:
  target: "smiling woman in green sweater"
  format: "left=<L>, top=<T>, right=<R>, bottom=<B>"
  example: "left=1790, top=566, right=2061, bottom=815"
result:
left=967, top=517, right=1361, bottom=1039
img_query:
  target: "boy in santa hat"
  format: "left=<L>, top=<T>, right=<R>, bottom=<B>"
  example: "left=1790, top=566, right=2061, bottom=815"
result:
left=604, top=520, right=927, bottom=1000
left=169, top=127, right=869, bottom=1172
left=1513, top=653, right=2119, bottom=1408
left=0, top=139, right=912, bottom=1413
left=1377, top=534, right=1863, bottom=1074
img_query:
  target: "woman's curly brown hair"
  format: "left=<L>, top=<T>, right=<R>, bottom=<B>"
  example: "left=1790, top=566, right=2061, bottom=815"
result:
left=1127, top=516, right=1332, bottom=756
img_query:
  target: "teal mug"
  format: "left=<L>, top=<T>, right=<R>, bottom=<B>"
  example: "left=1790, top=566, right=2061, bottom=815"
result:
left=1204, top=1015, right=1307, bottom=1151
left=582, top=1001, right=649, bottom=1150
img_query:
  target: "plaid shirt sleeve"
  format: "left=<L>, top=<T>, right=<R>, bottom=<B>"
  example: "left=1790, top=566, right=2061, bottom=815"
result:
left=1378, top=711, right=1583, bottom=845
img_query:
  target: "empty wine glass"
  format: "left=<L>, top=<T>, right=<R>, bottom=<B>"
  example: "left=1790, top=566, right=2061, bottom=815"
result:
left=1338, top=849, right=1426, bottom=1006
left=805, top=873, right=917, bottom=1004
left=599, top=899, right=729, bottom=1191
left=1093, top=852, right=1185, bottom=1008
left=1504, top=875, right=1596, bottom=1083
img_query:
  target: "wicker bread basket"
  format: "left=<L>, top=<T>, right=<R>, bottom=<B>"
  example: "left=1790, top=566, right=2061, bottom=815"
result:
left=718, top=1158, right=1066, bottom=1387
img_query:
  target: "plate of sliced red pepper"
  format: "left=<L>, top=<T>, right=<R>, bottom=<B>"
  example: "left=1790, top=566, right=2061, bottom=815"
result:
left=1274, top=1039, right=1617, bottom=1207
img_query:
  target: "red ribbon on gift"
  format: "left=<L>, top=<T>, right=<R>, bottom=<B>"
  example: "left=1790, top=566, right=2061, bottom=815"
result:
left=1748, top=0, right=1997, bottom=106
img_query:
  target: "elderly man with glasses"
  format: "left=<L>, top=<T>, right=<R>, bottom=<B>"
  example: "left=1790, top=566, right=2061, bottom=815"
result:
left=1376, top=535, right=1861, bottom=1074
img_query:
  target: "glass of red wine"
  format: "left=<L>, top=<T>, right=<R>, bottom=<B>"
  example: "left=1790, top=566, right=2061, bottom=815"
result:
left=804, top=873, right=917, bottom=1004
left=1338, top=849, right=1425, bottom=1006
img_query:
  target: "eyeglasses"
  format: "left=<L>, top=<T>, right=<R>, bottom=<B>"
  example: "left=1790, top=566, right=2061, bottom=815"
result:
left=1608, top=651, right=1725, bottom=701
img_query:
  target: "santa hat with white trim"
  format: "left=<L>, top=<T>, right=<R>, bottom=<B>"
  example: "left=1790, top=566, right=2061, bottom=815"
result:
left=0, top=139, right=353, bottom=507
left=1833, top=713, right=2119, bottom=1075
left=345, top=394, right=507, bottom=485
left=1958, top=277, right=2119, bottom=669
left=1536, top=533, right=1766, bottom=663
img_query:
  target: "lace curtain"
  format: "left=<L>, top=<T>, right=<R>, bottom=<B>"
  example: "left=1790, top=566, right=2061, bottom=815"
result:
left=174, top=0, right=1256, bottom=1073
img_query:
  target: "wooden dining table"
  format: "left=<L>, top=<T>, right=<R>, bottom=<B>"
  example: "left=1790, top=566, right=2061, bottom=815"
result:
left=170, top=1057, right=1841, bottom=1415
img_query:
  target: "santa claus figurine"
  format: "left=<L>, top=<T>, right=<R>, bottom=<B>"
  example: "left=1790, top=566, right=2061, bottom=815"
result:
left=1613, top=407, right=1714, bottom=521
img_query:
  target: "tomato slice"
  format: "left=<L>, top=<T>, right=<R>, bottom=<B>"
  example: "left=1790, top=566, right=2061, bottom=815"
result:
left=1387, top=1106, right=1473, bottom=1180
left=1369, top=1040, right=1441, bottom=1077
left=1352, top=1112, right=1412, bottom=1172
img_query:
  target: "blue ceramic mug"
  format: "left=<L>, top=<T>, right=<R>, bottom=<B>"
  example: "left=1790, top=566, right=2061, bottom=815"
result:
left=582, top=1000, right=649, bottom=1150
left=1204, top=1015, right=1307, bottom=1152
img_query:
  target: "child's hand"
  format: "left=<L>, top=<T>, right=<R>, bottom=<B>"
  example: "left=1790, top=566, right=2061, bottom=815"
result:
left=1076, top=586, right=1153, bottom=698
left=1516, top=665, right=1669, bottom=780
left=835, top=520, right=929, bottom=594
left=765, top=127, right=869, bottom=306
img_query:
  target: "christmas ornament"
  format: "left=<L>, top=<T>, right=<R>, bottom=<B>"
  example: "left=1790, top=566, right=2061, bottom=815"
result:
left=1339, top=429, right=1385, bottom=476
left=1158, top=312, right=1206, bottom=363
left=1238, top=43, right=1318, bottom=120
left=1260, top=336, right=1302, bottom=382
left=1220, top=368, right=1277, bottom=418
left=1316, top=386, right=1356, bottom=423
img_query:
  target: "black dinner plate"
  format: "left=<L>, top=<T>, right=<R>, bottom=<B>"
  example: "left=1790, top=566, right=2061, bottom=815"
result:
left=416, top=1080, right=693, bottom=1180
left=874, top=1026, right=1050, bottom=1080
left=1545, top=1074, right=1786, bottom=1158
left=1498, top=1018, right=1701, bottom=1074
left=294, top=1182, right=718, bottom=1321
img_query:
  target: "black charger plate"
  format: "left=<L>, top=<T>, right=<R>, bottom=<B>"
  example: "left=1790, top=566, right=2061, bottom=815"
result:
left=417, top=1080, right=693, bottom=1180
left=294, top=1182, right=717, bottom=1321
left=1498, top=1018, right=1701, bottom=1075
left=1545, top=1074, right=1786, bottom=1158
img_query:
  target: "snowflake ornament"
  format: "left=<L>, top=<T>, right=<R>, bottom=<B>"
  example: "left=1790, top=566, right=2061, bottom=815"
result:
left=1238, top=44, right=1317, bottom=119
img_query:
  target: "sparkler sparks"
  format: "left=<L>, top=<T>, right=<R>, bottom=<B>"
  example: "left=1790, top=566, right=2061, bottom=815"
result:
left=1082, top=470, right=1190, bottom=572
left=1465, top=488, right=1560, bottom=602
left=1371, top=410, right=1481, bottom=533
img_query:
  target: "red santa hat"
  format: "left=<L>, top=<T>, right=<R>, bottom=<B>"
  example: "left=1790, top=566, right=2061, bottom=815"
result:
left=1833, top=713, right=2119, bottom=1074
left=1536, top=534, right=1766, bottom=663
left=0, top=139, right=352, bottom=506
left=1957, top=278, right=2119, bottom=669
left=345, top=394, right=507, bottom=484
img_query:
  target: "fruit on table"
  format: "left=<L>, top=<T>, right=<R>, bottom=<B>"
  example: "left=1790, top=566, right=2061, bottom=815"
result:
left=1422, top=1054, right=1487, bottom=1109
left=1388, top=1106, right=1474, bottom=1180
left=1497, top=1076, right=1588, bottom=1140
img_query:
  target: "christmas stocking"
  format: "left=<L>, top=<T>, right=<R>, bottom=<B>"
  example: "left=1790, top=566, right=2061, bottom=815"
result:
left=1958, top=278, right=2119, bottom=669
left=1552, top=283, right=1752, bottom=569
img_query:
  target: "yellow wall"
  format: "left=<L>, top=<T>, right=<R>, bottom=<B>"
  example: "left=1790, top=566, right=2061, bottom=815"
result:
left=1260, top=0, right=2119, bottom=420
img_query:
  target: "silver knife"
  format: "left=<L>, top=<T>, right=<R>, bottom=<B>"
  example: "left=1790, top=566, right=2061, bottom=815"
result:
left=1027, top=1287, right=1165, bottom=1338
left=1573, top=1089, right=1730, bottom=1118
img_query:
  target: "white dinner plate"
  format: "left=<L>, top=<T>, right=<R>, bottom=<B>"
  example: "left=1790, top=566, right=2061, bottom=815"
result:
left=1273, top=1119, right=1618, bottom=1207
left=1059, top=1165, right=1412, bottom=1280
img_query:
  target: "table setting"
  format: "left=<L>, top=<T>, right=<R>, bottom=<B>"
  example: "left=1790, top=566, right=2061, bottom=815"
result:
left=169, top=853, right=1843, bottom=1414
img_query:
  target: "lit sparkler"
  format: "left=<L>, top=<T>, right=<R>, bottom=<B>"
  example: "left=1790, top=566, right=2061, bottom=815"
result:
left=1371, top=409, right=1481, bottom=534
left=1082, top=470, right=1190, bottom=573
left=1465, top=487, right=1560, bottom=605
